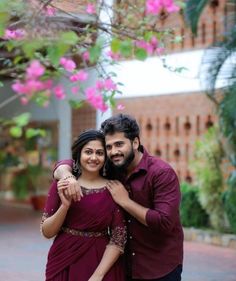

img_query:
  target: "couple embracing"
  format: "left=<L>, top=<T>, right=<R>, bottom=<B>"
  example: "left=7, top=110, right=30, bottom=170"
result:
left=41, top=114, right=183, bottom=281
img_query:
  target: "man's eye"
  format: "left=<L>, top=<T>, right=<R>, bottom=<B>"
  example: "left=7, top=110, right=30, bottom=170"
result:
left=116, top=142, right=122, bottom=147
left=106, top=146, right=111, bottom=150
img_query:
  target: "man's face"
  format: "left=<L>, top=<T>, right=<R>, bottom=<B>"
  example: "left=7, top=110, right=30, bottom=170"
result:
left=105, top=132, right=135, bottom=170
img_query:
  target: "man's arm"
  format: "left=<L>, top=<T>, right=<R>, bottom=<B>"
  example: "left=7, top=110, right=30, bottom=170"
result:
left=107, top=168, right=181, bottom=233
left=54, top=160, right=83, bottom=201
left=53, top=160, right=73, bottom=180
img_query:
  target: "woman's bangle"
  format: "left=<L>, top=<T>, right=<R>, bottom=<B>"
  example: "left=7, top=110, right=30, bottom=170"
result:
left=63, top=175, right=76, bottom=181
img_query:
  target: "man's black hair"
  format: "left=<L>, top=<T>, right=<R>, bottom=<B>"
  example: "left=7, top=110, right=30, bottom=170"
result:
left=101, top=114, right=140, bottom=145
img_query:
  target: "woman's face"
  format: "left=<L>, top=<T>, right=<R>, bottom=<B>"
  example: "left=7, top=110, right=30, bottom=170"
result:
left=80, top=140, right=105, bottom=174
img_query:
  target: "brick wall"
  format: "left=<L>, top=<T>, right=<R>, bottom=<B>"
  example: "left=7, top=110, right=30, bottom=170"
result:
left=52, top=0, right=89, bottom=14
left=113, top=92, right=217, bottom=182
left=72, top=103, right=96, bottom=142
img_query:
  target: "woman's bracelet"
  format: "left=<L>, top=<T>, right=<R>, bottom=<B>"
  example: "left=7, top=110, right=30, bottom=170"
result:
left=63, top=175, right=76, bottom=181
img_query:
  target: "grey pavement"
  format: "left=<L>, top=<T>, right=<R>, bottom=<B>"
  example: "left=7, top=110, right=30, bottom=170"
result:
left=0, top=204, right=236, bottom=281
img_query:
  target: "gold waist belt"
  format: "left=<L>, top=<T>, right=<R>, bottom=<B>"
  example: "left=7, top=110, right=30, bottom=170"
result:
left=61, top=227, right=108, bottom=238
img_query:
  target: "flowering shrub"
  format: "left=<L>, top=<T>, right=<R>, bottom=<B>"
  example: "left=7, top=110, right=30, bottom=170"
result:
left=0, top=0, right=183, bottom=118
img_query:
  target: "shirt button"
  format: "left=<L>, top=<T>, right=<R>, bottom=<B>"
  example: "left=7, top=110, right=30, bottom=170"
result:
left=129, top=235, right=132, bottom=239
left=132, top=252, right=135, bottom=256
left=128, top=220, right=131, bottom=223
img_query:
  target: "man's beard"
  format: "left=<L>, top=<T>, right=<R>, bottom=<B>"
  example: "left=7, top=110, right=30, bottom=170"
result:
left=107, top=149, right=135, bottom=178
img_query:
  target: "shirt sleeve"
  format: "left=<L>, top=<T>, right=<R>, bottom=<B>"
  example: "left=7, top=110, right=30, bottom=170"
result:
left=145, top=168, right=181, bottom=233
left=53, top=159, right=73, bottom=177
left=108, top=206, right=127, bottom=253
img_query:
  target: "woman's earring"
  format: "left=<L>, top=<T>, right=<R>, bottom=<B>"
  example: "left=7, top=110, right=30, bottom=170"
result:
left=102, top=165, right=107, bottom=177
left=73, top=160, right=81, bottom=175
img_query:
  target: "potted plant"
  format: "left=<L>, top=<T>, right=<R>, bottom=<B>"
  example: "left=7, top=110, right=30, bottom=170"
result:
left=27, top=164, right=51, bottom=211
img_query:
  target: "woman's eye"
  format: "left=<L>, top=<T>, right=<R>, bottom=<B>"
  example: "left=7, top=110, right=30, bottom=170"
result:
left=97, top=151, right=104, bottom=156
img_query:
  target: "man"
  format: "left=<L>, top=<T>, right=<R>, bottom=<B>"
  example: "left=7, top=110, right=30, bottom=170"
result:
left=54, top=114, right=183, bottom=281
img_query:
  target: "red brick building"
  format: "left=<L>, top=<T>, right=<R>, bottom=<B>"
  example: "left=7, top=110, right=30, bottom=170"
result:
left=70, top=0, right=232, bottom=182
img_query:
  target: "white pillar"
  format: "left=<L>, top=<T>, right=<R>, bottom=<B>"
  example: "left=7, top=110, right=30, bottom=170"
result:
left=58, top=101, right=72, bottom=159
left=96, top=0, right=114, bottom=127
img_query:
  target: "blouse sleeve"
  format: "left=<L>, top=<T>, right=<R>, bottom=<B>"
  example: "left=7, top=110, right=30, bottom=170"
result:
left=108, top=206, right=127, bottom=253
left=41, top=180, right=61, bottom=225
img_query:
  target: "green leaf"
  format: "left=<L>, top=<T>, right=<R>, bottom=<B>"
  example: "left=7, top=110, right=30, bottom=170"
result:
left=89, top=44, right=102, bottom=63
left=22, top=41, right=44, bottom=58
left=0, top=81, right=4, bottom=87
left=173, top=35, right=183, bottom=43
left=9, top=126, right=22, bottom=138
left=109, top=96, right=116, bottom=108
left=111, top=38, right=121, bottom=53
left=120, top=40, right=133, bottom=57
left=47, top=44, right=69, bottom=65
left=13, top=113, right=31, bottom=127
left=184, top=0, right=209, bottom=35
left=61, top=31, right=79, bottom=45
left=134, top=48, right=148, bottom=61
left=69, top=100, right=84, bottom=109
left=25, top=128, right=46, bottom=139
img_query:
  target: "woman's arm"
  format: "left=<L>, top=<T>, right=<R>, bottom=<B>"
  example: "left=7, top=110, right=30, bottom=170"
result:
left=88, top=245, right=122, bottom=281
left=41, top=190, right=71, bottom=238
left=89, top=206, right=126, bottom=281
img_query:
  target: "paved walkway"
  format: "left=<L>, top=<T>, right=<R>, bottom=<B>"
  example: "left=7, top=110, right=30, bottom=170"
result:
left=1, top=204, right=236, bottom=281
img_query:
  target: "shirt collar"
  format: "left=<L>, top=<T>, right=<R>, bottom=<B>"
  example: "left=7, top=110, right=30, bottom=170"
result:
left=130, top=145, right=149, bottom=175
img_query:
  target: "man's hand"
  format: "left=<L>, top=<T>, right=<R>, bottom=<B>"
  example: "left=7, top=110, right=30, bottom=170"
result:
left=106, top=180, right=129, bottom=207
left=57, top=177, right=83, bottom=202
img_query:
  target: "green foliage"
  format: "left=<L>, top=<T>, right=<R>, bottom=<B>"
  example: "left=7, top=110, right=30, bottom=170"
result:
left=185, top=0, right=209, bottom=35
left=12, top=170, right=29, bottom=199
left=223, top=172, right=236, bottom=234
left=191, top=126, right=228, bottom=231
left=0, top=113, right=46, bottom=139
left=180, top=182, right=209, bottom=228
left=219, top=84, right=236, bottom=165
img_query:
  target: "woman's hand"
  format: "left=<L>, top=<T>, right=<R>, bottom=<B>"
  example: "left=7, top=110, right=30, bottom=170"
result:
left=57, top=188, right=72, bottom=208
left=57, top=178, right=83, bottom=202
left=88, top=274, right=103, bottom=281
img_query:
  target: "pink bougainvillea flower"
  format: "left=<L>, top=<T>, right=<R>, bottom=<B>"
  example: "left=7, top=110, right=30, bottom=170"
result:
left=85, top=87, right=108, bottom=112
left=70, top=70, right=88, bottom=82
left=12, top=81, right=26, bottom=94
left=136, top=40, right=155, bottom=55
left=24, top=80, right=45, bottom=95
left=44, top=6, right=57, bottom=16
left=42, top=79, right=53, bottom=90
left=12, top=80, right=45, bottom=96
left=86, top=3, right=96, bottom=14
left=53, top=85, right=66, bottom=100
left=95, top=80, right=104, bottom=91
left=156, top=47, right=165, bottom=55
left=117, top=104, right=125, bottom=110
left=71, top=86, right=79, bottom=94
left=82, top=51, right=90, bottom=62
left=106, top=50, right=120, bottom=60
left=150, top=36, right=159, bottom=48
left=146, top=0, right=179, bottom=15
left=26, top=60, right=45, bottom=80
left=104, top=78, right=117, bottom=91
left=4, top=28, right=25, bottom=40
left=59, top=57, right=76, bottom=72
left=20, top=97, right=29, bottom=105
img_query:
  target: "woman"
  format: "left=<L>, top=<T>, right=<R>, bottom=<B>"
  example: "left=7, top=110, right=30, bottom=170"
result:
left=41, top=129, right=126, bottom=281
